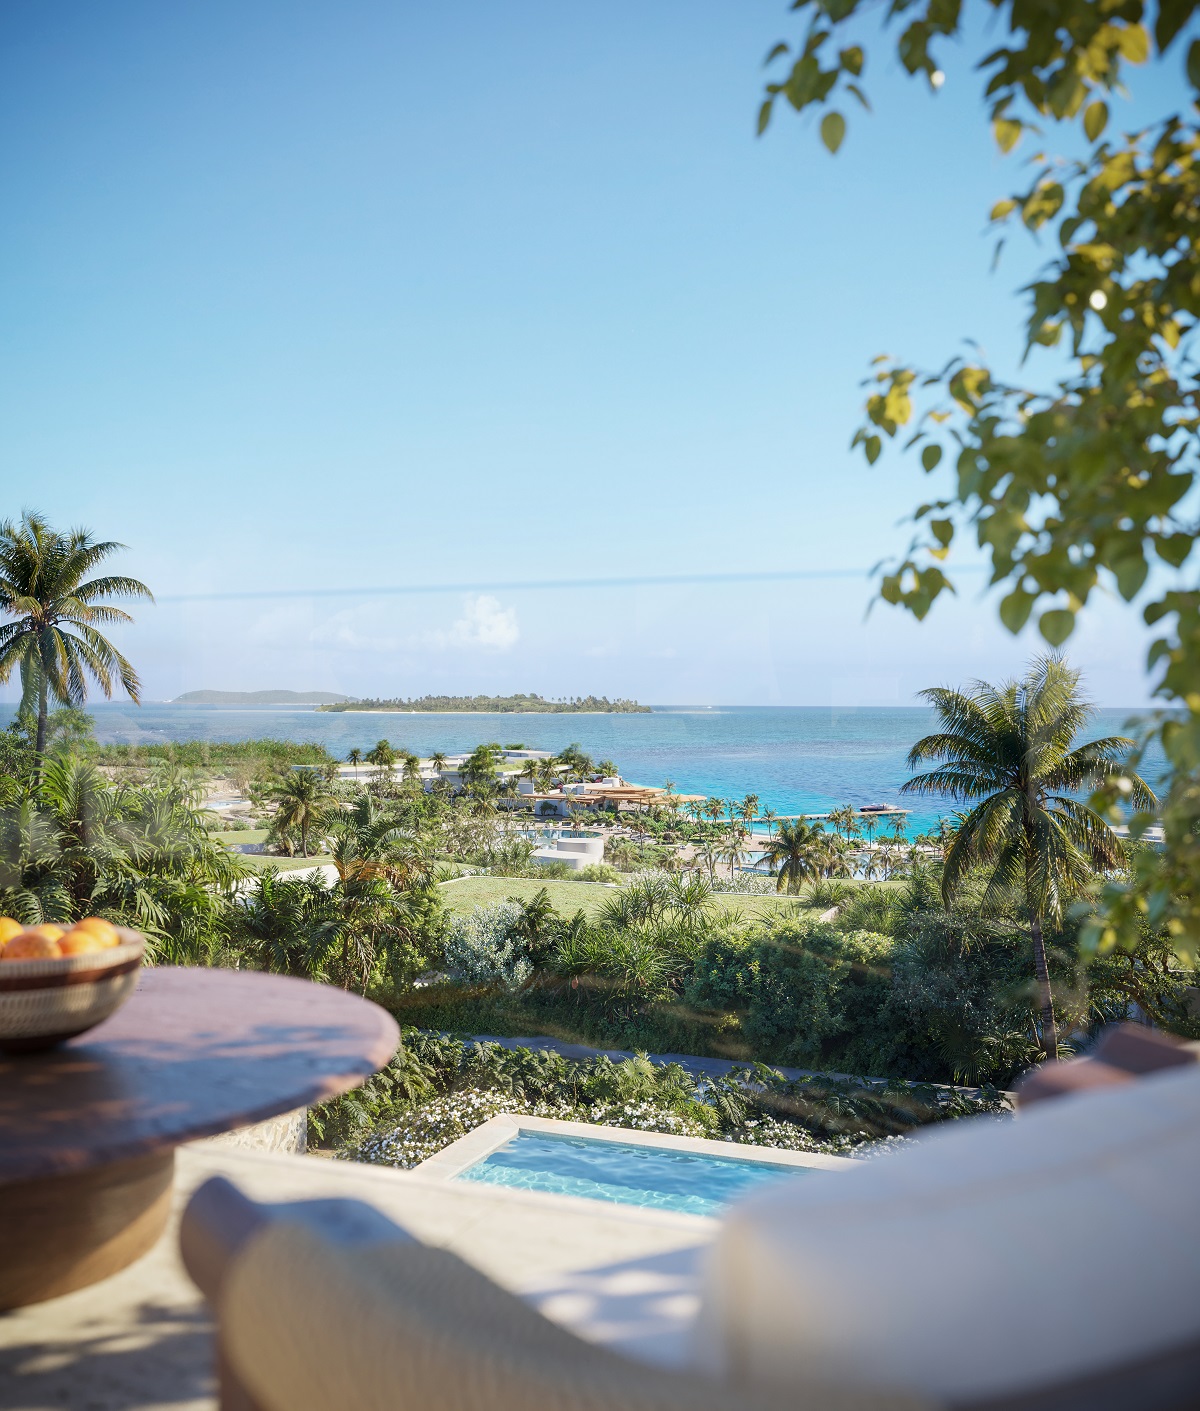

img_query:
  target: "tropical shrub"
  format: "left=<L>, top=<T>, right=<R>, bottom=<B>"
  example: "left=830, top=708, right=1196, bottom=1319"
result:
left=688, top=917, right=893, bottom=1071
left=577, top=863, right=620, bottom=883
left=442, top=901, right=532, bottom=989
left=228, top=870, right=445, bottom=995
left=310, top=1030, right=1009, bottom=1166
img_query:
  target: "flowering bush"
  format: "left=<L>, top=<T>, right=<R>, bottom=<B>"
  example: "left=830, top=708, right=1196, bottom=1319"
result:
left=352, top=1091, right=720, bottom=1172
left=355, top=1090, right=575, bottom=1169
left=318, top=1030, right=1008, bottom=1171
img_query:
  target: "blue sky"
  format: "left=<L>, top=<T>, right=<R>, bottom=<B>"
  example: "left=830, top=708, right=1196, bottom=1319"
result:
left=1, top=1, right=1190, bottom=706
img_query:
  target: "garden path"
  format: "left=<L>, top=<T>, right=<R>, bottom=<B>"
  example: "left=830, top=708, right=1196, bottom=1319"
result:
left=462, top=1034, right=1008, bottom=1098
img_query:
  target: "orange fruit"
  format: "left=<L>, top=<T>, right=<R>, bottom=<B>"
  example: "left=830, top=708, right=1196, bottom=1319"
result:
left=59, top=928, right=105, bottom=955
left=0, top=917, right=23, bottom=948
left=74, top=916, right=121, bottom=948
left=26, top=924, right=65, bottom=943
left=3, top=931, right=63, bottom=960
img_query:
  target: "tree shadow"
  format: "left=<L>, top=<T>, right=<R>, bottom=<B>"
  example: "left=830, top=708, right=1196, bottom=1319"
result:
left=520, top=1243, right=707, bottom=1370
left=0, top=1294, right=214, bottom=1411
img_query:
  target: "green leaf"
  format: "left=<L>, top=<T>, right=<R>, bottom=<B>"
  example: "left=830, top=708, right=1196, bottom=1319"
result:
left=1039, top=608, right=1076, bottom=646
left=1156, top=0, right=1196, bottom=51
left=1083, top=101, right=1108, bottom=142
left=864, top=435, right=882, bottom=465
left=1188, top=39, right=1200, bottom=89
left=764, top=42, right=790, bottom=64
left=989, top=198, right=1017, bottom=221
left=929, top=518, right=953, bottom=547
left=820, top=111, right=846, bottom=153
left=1114, top=556, right=1149, bottom=602
left=1118, top=23, right=1150, bottom=63
left=993, top=118, right=1022, bottom=153
left=921, top=443, right=943, bottom=471
left=1156, top=534, right=1193, bottom=569
left=839, top=46, right=864, bottom=76
left=757, top=99, right=774, bottom=136
left=999, top=590, right=1035, bottom=634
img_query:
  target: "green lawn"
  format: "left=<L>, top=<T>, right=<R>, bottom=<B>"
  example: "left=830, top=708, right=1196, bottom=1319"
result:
left=437, top=873, right=815, bottom=919
left=211, top=830, right=334, bottom=874
left=238, top=852, right=336, bottom=874
left=438, top=875, right=620, bottom=917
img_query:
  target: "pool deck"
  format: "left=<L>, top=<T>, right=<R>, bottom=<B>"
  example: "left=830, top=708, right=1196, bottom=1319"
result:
left=0, top=1137, right=719, bottom=1410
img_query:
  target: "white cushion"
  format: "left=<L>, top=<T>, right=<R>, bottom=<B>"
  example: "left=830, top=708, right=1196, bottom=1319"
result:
left=692, top=1063, right=1200, bottom=1403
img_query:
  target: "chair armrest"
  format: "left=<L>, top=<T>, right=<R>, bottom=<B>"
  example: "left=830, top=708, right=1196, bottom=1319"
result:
left=180, top=1175, right=414, bottom=1303
left=1016, top=1022, right=1200, bottom=1108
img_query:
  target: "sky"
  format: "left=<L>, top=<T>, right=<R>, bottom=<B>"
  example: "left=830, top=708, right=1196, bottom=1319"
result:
left=1, top=1, right=1192, bottom=707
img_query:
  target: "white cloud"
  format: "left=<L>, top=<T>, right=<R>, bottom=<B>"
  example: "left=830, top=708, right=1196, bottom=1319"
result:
left=431, top=595, right=519, bottom=652
left=307, top=604, right=400, bottom=653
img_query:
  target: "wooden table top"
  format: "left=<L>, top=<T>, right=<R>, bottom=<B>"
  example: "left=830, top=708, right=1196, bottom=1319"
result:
left=0, top=967, right=399, bottom=1182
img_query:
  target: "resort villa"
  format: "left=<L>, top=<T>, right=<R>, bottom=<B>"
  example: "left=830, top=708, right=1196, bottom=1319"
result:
left=517, top=778, right=708, bottom=819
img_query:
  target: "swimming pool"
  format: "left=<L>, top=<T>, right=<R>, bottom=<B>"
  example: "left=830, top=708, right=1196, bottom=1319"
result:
left=455, top=1130, right=807, bottom=1217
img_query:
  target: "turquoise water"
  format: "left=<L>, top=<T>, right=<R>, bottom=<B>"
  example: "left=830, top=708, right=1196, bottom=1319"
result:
left=9, top=702, right=1159, bottom=835
left=455, top=1130, right=805, bottom=1216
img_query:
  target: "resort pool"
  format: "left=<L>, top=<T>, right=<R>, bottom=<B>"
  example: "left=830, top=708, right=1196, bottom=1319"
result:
left=455, top=1131, right=807, bottom=1216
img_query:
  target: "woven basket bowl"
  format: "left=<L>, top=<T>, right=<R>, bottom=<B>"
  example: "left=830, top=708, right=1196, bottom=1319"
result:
left=0, top=928, right=146, bottom=1053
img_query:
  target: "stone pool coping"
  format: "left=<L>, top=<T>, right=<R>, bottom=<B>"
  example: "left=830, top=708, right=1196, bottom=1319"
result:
left=413, top=1112, right=853, bottom=1195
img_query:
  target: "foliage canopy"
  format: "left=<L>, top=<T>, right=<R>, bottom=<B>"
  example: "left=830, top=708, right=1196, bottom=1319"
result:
left=759, top=0, right=1200, bottom=951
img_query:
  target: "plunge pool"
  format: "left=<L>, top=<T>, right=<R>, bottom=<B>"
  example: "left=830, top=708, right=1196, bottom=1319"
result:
left=455, top=1130, right=808, bottom=1217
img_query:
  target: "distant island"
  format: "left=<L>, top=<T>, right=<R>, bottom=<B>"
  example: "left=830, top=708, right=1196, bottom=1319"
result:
left=173, top=690, right=356, bottom=705
left=317, top=693, right=650, bottom=714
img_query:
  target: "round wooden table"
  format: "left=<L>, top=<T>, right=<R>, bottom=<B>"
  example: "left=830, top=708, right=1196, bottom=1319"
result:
left=0, top=966, right=399, bottom=1309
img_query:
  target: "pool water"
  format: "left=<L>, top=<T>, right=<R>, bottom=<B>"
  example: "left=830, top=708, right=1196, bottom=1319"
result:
left=455, top=1131, right=807, bottom=1216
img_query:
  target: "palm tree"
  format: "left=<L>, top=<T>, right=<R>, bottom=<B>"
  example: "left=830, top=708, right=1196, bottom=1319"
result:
left=366, top=739, right=396, bottom=781
left=0, top=513, right=153, bottom=758
left=695, top=838, right=721, bottom=886
left=327, top=793, right=432, bottom=889
left=704, top=797, right=725, bottom=824
left=814, top=831, right=853, bottom=879
left=270, top=769, right=332, bottom=857
left=720, top=831, right=744, bottom=880
left=761, top=805, right=778, bottom=838
left=902, top=655, right=1154, bottom=1057
left=346, top=748, right=363, bottom=780
left=759, top=818, right=828, bottom=895
left=430, top=752, right=447, bottom=774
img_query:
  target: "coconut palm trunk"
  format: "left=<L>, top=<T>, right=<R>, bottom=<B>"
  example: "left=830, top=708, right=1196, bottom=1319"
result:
left=1029, top=910, right=1057, bottom=1056
left=36, top=675, right=48, bottom=758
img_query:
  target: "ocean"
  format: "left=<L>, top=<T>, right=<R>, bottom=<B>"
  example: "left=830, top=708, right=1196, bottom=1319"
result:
left=12, top=702, right=1161, bottom=838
